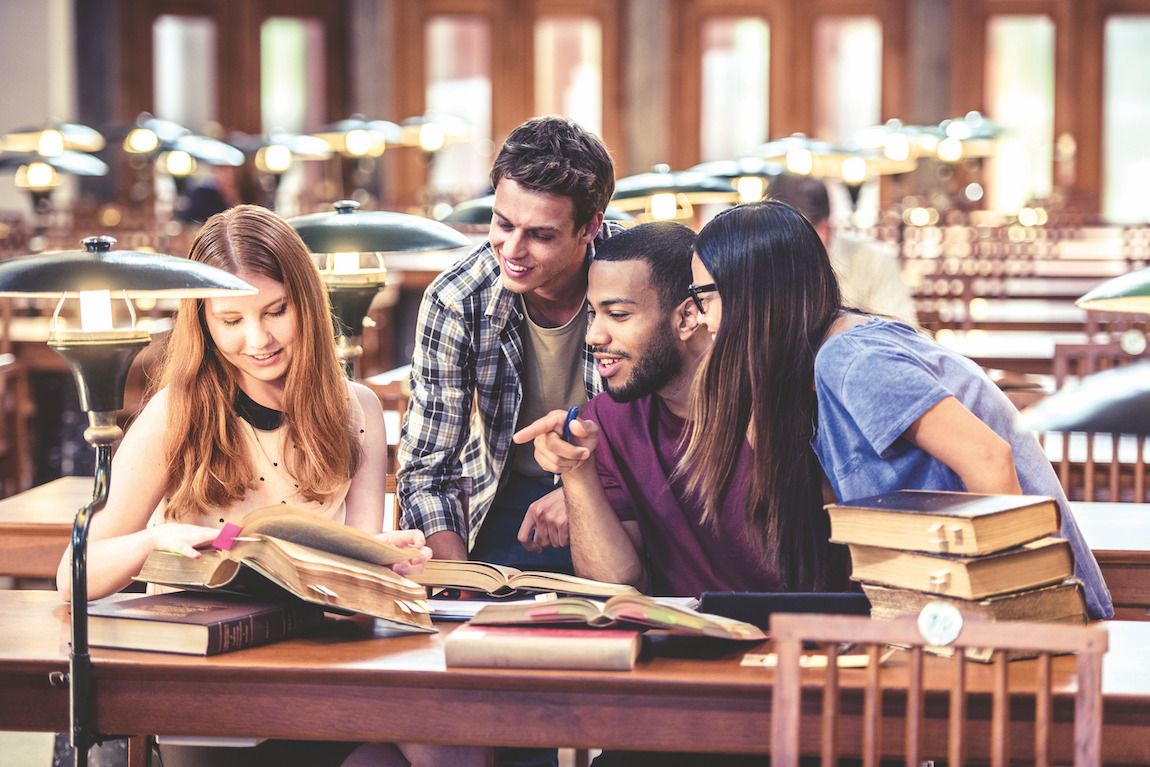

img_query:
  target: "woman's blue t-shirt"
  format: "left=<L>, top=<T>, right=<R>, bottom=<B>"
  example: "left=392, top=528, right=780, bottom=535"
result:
left=812, top=317, right=1113, bottom=620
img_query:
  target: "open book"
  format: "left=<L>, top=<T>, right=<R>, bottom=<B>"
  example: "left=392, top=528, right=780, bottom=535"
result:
left=135, top=505, right=433, bottom=634
left=468, top=594, right=767, bottom=641
left=409, top=559, right=642, bottom=598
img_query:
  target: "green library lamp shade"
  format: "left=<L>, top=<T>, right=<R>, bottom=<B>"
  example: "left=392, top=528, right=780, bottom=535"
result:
left=1076, top=267, right=1150, bottom=313
left=289, top=199, right=471, bottom=255
left=0, top=235, right=255, bottom=767
left=688, top=157, right=784, bottom=203
left=288, top=200, right=471, bottom=375
left=1, top=121, right=106, bottom=154
left=1020, top=361, right=1150, bottom=435
left=440, top=194, right=634, bottom=226
left=612, top=165, right=739, bottom=222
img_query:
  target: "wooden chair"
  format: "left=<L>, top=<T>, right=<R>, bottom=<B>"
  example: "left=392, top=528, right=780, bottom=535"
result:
left=770, top=611, right=1108, bottom=767
left=365, top=372, right=411, bottom=476
left=1052, top=337, right=1149, bottom=387
left=0, top=353, right=33, bottom=498
left=1046, top=339, right=1150, bottom=501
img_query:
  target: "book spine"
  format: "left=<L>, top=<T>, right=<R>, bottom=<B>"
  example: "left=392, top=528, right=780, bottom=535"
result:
left=205, top=604, right=324, bottom=655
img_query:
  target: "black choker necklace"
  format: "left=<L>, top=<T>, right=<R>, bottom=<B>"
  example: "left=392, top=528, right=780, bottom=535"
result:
left=234, top=388, right=283, bottom=431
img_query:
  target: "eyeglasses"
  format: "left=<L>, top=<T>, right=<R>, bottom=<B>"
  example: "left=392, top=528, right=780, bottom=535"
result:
left=687, top=282, right=716, bottom=312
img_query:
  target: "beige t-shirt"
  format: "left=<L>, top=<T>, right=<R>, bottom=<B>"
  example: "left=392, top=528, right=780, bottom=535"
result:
left=511, top=298, right=588, bottom=478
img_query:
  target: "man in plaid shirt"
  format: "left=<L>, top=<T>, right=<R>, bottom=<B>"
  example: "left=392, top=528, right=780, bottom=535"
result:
left=398, top=116, right=622, bottom=575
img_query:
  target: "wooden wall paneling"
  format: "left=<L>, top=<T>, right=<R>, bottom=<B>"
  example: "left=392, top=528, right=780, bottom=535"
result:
left=386, top=1, right=433, bottom=212
left=668, top=0, right=700, bottom=171
left=878, top=0, right=910, bottom=125
left=1069, top=1, right=1103, bottom=209
left=621, top=0, right=671, bottom=176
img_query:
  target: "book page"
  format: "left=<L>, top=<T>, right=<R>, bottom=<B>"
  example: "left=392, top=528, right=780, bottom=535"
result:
left=239, top=505, right=413, bottom=566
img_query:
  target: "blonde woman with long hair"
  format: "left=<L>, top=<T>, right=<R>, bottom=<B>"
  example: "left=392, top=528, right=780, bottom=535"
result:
left=56, top=205, right=486, bottom=767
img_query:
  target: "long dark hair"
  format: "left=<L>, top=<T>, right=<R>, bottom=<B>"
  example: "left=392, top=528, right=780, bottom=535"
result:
left=681, top=201, right=843, bottom=590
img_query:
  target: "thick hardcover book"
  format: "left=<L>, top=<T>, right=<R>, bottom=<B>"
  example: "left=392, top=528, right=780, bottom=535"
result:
left=409, top=559, right=641, bottom=598
left=847, top=536, right=1075, bottom=600
left=826, top=490, right=1060, bottom=555
left=135, top=505, right=433, bottom=634
left=862, top=580, right=1087, bottom=623
left=862, top=580, right=1088, bottom=662
left=468, top=594, right=766, bottom=641
left=88, top=591, right=325, bottom=655
left=444, top=624, right=643, bottom=670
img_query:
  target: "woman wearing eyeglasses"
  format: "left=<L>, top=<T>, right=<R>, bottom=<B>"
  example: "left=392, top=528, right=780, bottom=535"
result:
left=681, top=200, right=1112, bottom=620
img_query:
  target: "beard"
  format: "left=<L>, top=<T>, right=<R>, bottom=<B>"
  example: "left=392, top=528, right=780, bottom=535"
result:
left=603, top=330, right=683, bottom=403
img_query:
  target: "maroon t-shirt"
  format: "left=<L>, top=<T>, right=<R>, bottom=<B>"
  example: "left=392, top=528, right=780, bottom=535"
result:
left=585, top=392, right=783, bottom=597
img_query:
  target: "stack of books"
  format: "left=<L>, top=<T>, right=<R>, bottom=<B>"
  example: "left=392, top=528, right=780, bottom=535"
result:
left=826, top=490, right=1088, bottom=659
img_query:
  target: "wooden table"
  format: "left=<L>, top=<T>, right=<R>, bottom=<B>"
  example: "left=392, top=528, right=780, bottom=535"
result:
left=1073, top=502, right=1150, bottom=621
left=0, top=476, right=89, bottom=580
left=934, top=329, right=1095, bottom=376
left=2, top=590, right=1150, bottom=763
left=4, top=482, right=1150, bottom=620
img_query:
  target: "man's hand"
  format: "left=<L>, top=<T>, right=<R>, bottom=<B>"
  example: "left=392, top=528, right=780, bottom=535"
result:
left=517, top=486, right=568, bottom=552
left=512, top=408, right=600, bottom=476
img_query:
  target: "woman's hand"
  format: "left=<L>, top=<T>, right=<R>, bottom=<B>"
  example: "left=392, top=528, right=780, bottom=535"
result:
left=377, top=529, right=433, bottom=576
left=148, top=524, right=223, bottom=558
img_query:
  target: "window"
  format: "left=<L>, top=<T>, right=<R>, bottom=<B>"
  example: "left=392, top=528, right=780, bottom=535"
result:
left=1103, top=15, right=1150, bottom=223
left=153, top=15, right=217, bottom=131
left=535, top=16, right=603, bottom=136
left=426, top=15, right=492, bottom=205
left=813, top=17, right=882, bottom=145
left=261, top=17, right=326, bottom=134
left=700, top=17, right=769, bottom=162
left=985, top=15, right=1054, bottom=212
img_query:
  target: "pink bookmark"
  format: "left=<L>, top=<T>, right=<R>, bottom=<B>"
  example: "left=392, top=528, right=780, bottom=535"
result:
left=213, top=522, right=244, bottom=551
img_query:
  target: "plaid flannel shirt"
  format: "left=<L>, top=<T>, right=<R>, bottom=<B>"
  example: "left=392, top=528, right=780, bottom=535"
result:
left=397, top=222, right=622, bottom=546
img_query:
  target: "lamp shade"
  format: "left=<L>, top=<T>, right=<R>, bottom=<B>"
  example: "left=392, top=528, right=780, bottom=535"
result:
left=0, top=236, right=256, bottom=298
left=0, top=150, right=109, bottom=177
left=612, top=167, right=738, bottom=206
left=1, top=121, right=106, bottom=154
left=288, top=200, right=471, bottom=254
left=313, top=115, right=403, bottom=157
left=851, top=119, right=945, bottom=161
left=1019, top=361, right=1150, bottom=434
left=688, top=157, right=784, bottom=181
left=1076, top=268, right=1150, bottom=313
left=122, top=114, right=244, bottom=166
left=440, top=194, right=634, bottom=226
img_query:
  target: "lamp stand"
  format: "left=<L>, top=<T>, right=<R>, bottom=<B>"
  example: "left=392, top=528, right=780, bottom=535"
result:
left=52, top=334, right=149, bottom=767
left=68, top=416, right=117, bottom=767
left=329, top=286, right=382, bottom=379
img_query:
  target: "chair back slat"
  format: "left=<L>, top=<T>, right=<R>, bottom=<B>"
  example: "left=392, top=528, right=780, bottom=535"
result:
left=948, top=657, right=966, bottom=767
left=822, top=644, right=839, bottom=766
left=770, top=612, right=1108, bottom=767
left=1035, top=651, right=1053, bottom=767
left=991, top=650, right=1010, bottom=767
left=905, top=645, right=923, bottom=767
left=864, top=644, right=880, bottom=767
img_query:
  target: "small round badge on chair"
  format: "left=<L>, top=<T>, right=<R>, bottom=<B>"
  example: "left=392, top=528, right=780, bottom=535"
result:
left=917, top=601, right=963, bottom=647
